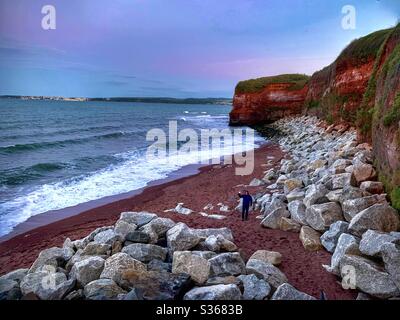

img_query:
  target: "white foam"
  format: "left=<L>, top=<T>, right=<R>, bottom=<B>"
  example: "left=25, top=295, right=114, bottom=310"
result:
left=0, top=136, right=263, bottom=236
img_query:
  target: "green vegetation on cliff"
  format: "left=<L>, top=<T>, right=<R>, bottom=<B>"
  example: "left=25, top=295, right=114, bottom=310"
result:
left=337, top=28, right=394, bottom=64
left=235, top=74, right=309, bottom=94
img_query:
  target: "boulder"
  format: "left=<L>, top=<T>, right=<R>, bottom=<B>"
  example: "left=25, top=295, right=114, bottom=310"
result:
left=83, top=279, right=126, bottom=300
left=147, top=259, right=172, bottom=273
left=279, top=217, right=301, bottom=233
left=122, top=288, right=144, bottom=300
left=119, top=211, right=157, bottom=227
left=0, top=279, right=21, bottom=300
left=20, top=270, right=75, bottom=300
left=166, top=223, right=202, bottom=252
left=121, top=243, right=168, bottom=263
left=114, top=220, right=137, bottom=240
left=283, top=179, right=303, bottom=194
left=288, top=200, right=307, bottom=225
left=329, top=173, right=352, bottom=190
left=320, top=221, right=349, bottom=253
left=139, top=217, right=176, bottom=243
left=204, top=235, right=237, bottom=252
left=64, top=289, right=84, bottom=300
left=245, top=259, right=288, bottom=289
left=326, top=189, right=343, bottom=202
left=125, top=231, right=151, bottom=244
left=271, top=283, right=316, bottom=300
left=348, top=204, right=400, bottom=237
left=351, top=163, right=376, bottom=185
left=205, top=276, right=242, bottom=288
left=29, top=247, right=73, bottom=273
left=286, top=189, right=305, bottom=203
left=342, top=195, right=387, bottom=222
left=172, top=251, right=211, bottom=284
left=209, top=253, right=246, bottom=277
left=303, top=184, right=328, bottom=208
left=299, top=226, right=323, bottom=251
left=72, top=226, right=113, bottom=250
left=183, top=284, right=242, bottom=300
left=174, top=203, right=193, bottom=215
left=100, top=253, right=146, bottom=285
left=81, top=243, right=111, bottom=256
left=249, top=178, right=265, bottom=187
left=381, top=243, right=400, bottom=289
left=332, top=186, right=367, bottom=206
left=117, top=270, right=192, bottom=300
left=238, top=274, right=271, bottom=300
left=70, top=256, right=105, bottom=287
left=359, top=230, right=399, bottom=257
left=305, top=202, right=343, bottom=231
left=249, top=250, right=282, bottom=266
left=325, top=233, right=360, bottom=275
left=93, top=229, right=123, bottom=246
left=360, top=181, right=384, bottom=194
left=261, top=207, right=290, bottom=229
left=192, top=227, right=234, bottom=242
left=330, top=159, right=352, bottom=174
left=192, top=251, right=217, bottom=260
left=0, top=268, right=28, bottom=284
left=339, top=254, right=399, bottom=299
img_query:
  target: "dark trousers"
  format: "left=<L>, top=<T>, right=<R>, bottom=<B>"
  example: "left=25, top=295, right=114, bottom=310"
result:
left=242, top=205, right=249, bottom=220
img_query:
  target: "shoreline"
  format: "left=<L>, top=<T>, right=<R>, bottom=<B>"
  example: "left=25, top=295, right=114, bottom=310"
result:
left=0, top=162, right=207, bottom=242
left=0, top=141, right=356, bottom=299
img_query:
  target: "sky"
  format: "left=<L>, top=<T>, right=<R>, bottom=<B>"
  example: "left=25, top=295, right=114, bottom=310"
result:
left=0, top=0, right=399, bottom=98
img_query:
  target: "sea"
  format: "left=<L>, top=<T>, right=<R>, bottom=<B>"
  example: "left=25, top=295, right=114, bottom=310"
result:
left=0, top=99, right=264, bottom=236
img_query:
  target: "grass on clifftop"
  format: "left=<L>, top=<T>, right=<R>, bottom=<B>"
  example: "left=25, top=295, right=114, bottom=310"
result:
left=235, top=74, right=310, bottom=94
left=337, top=27, right=394, bottom=64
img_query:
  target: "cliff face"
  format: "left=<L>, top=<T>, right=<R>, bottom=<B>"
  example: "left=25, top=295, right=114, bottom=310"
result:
left=370, top=26, right=400, bottom=201
left=230, top=82, right=308, bottom=125
left=229, top=25, right=400, bottom=206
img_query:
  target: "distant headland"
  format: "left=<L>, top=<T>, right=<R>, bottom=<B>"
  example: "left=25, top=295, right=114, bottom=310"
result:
left=0, top=95, right=232, bottom=105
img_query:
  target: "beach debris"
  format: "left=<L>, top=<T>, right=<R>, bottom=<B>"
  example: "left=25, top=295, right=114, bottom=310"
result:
left=217, top=203, right=230, bottom=212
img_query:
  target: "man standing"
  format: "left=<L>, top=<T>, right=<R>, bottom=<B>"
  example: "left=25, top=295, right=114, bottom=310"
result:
left=238, top=190, right=253, bottom=221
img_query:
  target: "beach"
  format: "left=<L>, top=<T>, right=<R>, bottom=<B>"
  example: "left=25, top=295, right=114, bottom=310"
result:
left=0, top=142, right=356, bottom=299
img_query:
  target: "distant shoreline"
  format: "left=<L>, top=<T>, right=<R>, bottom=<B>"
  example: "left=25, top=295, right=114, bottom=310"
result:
left=0, top=95, right=232, bottom=105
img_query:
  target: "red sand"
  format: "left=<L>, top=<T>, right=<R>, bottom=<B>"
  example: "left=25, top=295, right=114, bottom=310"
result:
left=0, top=143, right=356, bottom=299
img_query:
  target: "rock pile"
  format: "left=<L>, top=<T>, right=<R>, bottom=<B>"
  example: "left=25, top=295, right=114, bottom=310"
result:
left=254, top=116, right=400, bottom=299
left=0, top=212, right=314, bottom=300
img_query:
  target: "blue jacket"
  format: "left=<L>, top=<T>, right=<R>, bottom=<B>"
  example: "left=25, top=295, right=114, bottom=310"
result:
left=239, top=194, right=253, bottom=207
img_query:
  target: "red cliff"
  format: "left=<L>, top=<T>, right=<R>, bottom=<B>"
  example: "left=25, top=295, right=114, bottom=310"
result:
left=229, top=74, right=309, bottom=125
left=229, top=25, right=400, bottom=207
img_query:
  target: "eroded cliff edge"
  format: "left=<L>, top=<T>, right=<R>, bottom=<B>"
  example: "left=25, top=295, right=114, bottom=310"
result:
left=229, top=25, right=400, bottom=208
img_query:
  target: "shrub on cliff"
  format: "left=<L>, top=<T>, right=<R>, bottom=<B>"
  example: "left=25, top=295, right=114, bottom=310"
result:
left=235, top=74, right=309, bottom=94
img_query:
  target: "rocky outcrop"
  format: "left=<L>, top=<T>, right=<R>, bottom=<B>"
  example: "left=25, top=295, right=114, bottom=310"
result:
left=229, top=74, right=309, bottom=126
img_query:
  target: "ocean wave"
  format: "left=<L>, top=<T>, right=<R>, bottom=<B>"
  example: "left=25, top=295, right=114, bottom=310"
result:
left=0, top=125, right=121, bottom=141
left=0, top=139, right=261, bottom=236
left=0, top=162, right=68, bottom=186
left=0, top=131, right=135, bottom=154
